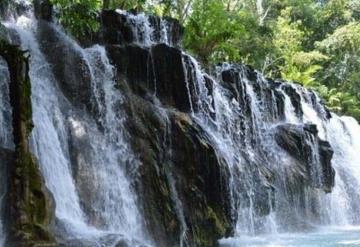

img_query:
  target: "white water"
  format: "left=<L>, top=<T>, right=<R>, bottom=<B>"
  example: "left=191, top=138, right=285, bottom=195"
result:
left=222, top=79, right=360, bottom=245
left=155, top=104, right=188, bottom=247
left=179, top=58, right=360, bottom=244
left=0, top=58, right=11, bottom=247
left=1, top=3, right=360, bottom=246
left=115, top=9, right=174, bottom=47
left=325, top=115, right=360, bottom=225
left=0, top=24, right=14, bottom=247
left=82, top=45, right=149, bottom=243
left=293, top=85, right=360, bottom=226
left=219, top=226, right=360, bottom=247
left=8, top=16, right=94, bottom=237
left=4, top=13, right=151, bottom=246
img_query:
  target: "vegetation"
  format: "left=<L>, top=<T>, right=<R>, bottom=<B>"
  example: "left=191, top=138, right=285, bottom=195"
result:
left=51, top=0, right=360, bottom=120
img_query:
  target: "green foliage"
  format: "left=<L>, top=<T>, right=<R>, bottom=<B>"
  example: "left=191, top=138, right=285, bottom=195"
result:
left=51, top=0, right=101, bottom=37
left=51, top=0, right=149, bottom=37
left=315, top=22, right=360, bottom=118
left=183, top=0, right=273, bottom=65
left=104, top=0, right=146, bottom=10
left=183, top=0, right=239, bottom=63
left=182, top=0, right=360, bottom=121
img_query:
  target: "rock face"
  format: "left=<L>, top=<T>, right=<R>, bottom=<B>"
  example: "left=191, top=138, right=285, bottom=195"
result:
left=114, top=71, right=233, bottom=246
left=103, top=14, right=233, bottom=243
left=275, top=124, right=335, bottom=192
left=36, top=20, right=93, bottom=111
left=107, top=44, right=191, bottom=112
left=34, top=0, right=52, bottom=21
left=0, top=40, right=55, bottom=246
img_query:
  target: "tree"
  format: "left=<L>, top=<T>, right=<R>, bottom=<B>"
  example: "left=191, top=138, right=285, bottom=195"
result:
left=51, top=0, right=101, bottom=37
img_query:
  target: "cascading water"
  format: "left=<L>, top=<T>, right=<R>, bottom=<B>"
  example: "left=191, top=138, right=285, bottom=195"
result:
left=3, top=9, right=151, bottom=246
left=0, top=55, right=12, bottom=247
left=179, top=58, right=360, bottom=244
left=156, top=104, right=188, bottom=247
left=1, top=2, right=360, bottom=246
left=81, top=45, right=150, bottom=244
left=114, top=9, right=178, bottom=47
left=8, top=17, right=91, bottom=236
left=326, top=116, right=360, bottom=225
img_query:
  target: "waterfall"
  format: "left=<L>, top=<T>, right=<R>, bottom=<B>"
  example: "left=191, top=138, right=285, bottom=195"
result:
left=0, top=57, right=12, bottom=247
left=1, top=3, right=360, bottom=246
left=114, top=9, right=177, bottom=47
left=156, top=104, right=188, bottom=247
left=4, top=11, right=151, bottom=246
left=325, top=116, right=360, bottom=225
left=180, top=59, right=360, bottom=238
left=8, top=15, right=91, bottom=234
left=81, top=45, right=149, bottom=243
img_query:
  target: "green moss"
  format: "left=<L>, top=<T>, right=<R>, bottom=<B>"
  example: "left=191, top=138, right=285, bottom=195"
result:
left=1, top=39, right=55, bottom=246
left=191, top=206, right=229, bottom=247
left=8, top=144, right=56, bottom=245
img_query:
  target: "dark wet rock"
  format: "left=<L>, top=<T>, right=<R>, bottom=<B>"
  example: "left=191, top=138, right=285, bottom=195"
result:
left=36, top=21, right=93, bottom=110
left=221, top=64, right=286, bottom=122
left=0, top=24, right=9, bottom=42
left=221, top=66, right=253, bottom=118
left=34, top=0, right=53, bottom=21
left=275, top=123, right=335, bottom=192
left=114, top=67, right=233, bottom=246
left=148, top=15, right=184, bottom=47
left=101, top=10, right=134, bottom=45
left=169, top=113, right=233, bottom=246
left=0, top=148, right=11, bottom=229
left=100, top=10, right=183, bottom=47
left=0, top=1, right=8, bottom=18
left=107, top=44, right=192, bottom=112
left=281, top=83, right=304, bottom=119
left=119, top=89, right=182, bottom=246
left=106, top=44, right=155, bottom=97
left=318, top=140, right=335, bottom=192
left=151, top=44, right=190, bottom=111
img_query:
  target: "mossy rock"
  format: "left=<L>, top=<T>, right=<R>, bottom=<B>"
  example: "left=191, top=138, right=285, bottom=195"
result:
left=0, top=39, right=56, bottom=246
left=0, top=23, right=9, bottom=42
